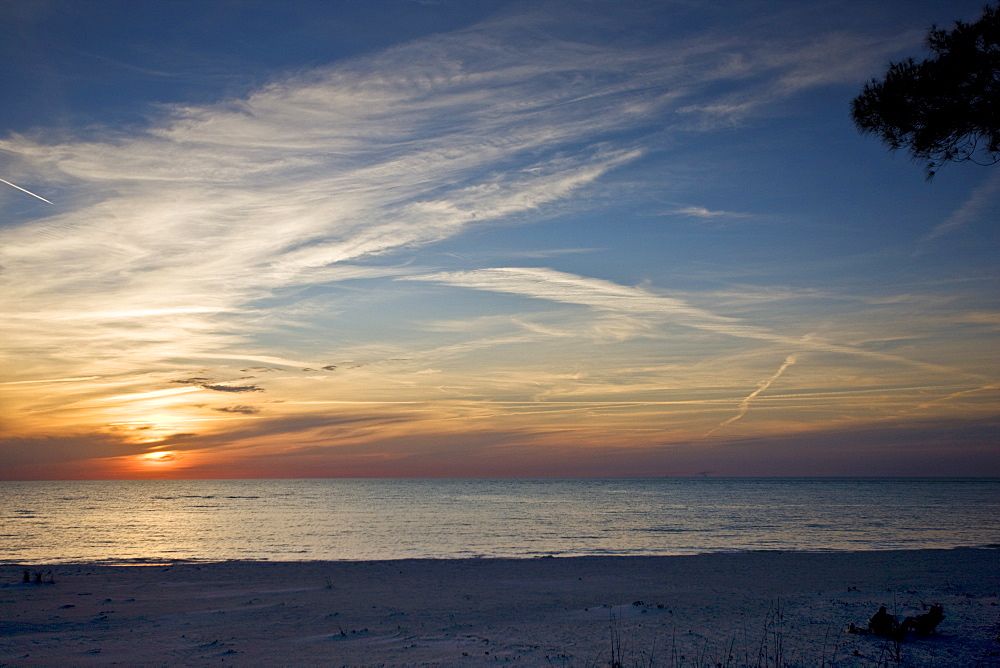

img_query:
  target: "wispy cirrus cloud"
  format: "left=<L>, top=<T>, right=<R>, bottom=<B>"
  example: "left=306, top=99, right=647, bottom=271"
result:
left=404, top=267, right=976, bottom=379
left=670, top=205, right=752, bottom=221
left=923, top=171, right=1000, bottom=241
left=0, top=5, right=918, bottom=445
left=703, top=354, right=798, bottom=438
left=215, top=405, right=261, bottom=415
left=406, top=267, right=815, bottom=347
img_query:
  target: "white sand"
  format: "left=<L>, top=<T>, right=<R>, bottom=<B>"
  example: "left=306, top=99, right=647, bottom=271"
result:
left=2, top=549, right=998, bottom=666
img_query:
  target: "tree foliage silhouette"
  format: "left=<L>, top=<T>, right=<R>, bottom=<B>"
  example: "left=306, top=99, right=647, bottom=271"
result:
left=851, top=3, right=999, bottom=178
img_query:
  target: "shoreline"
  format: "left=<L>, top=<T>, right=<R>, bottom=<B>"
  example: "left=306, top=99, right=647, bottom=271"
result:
left=5, top=544, right=999, bottom=568
left=3, top=549, right=998, bottom=665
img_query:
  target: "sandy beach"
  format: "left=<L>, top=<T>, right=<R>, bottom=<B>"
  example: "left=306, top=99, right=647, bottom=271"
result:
left=2, top=549, right=998, bottom=666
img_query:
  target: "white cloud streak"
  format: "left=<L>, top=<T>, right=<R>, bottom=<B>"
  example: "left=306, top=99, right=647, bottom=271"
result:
left=405, top=267, right=971, bottom=377
left=1, top=376, right=101, bottom=386
left=673, top=206, right=748, bottom=219
left=0, top=177, right=53, bottom=204
left=924, top=171, right=1000, bottom=240
left=99, top=387, right=204, bottom=402
left=407, top=267, right=841, bottom=348
left=703, top=354, right=798, bottom=438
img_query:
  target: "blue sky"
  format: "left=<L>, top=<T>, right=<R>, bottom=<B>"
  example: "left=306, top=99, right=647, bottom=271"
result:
left=1, top=0, right=997, bottom=478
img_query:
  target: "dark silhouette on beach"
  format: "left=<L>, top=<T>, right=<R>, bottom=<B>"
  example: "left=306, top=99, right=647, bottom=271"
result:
left=868, top=605, right=898, bottom=636
left=901, top=604, right=945, bottom=635
left=848, top=604, right=945, bottom=640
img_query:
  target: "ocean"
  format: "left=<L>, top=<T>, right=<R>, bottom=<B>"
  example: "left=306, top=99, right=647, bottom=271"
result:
left=1, top=478, right=997, bottom=564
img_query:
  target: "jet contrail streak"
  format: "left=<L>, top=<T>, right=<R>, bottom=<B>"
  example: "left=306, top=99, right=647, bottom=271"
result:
left=703, top=354, right=798, bottom=438
left=0, top=178, right=54, bottom=204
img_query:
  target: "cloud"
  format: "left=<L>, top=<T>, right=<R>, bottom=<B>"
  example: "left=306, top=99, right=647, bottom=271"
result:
left=1, top=376, right=101, bottom=385
left=923, top=171, right=1000, bottom=240
left=102, top=387, right=204, bottom=402
left=174, top=378, right=264, bottom=396
left=672, top=205, right=750, bottom=220
left=405, top=267, right=804, bottom=344
left=2, top=18, right=681, bottom=395
left=405, top=267, right=978, bottom=382
left=0, top=4, right=925, bottom=445
left=703, top=354, right=797, bottom=438
left=201, top=383, right=264, bottom=393
left=215, top=405, right=261, bottom=415
left=771, top=30, right=920, bottom=95
left=173, top=377, right=264, bottom=393
left=0, top=433, right=136, bottom=471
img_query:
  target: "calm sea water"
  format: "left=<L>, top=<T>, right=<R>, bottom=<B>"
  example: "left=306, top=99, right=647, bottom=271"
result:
left=1, top=478, right=997, bottom=564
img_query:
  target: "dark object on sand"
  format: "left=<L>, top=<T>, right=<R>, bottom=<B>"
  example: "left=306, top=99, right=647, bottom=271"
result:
left=21, top=569, right=55, bottom=585
left=848, top=604, right=945, bottom=639
left=868, top=605, right=898, bottom=636
left=901, top=604, right=945, bottom=635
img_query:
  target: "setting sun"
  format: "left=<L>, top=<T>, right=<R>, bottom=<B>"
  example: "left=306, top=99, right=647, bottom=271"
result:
left=141, top=451, right=179, bottom=464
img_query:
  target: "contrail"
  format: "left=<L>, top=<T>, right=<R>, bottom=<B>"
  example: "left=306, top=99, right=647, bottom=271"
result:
left=703, top=354, right=798, bottom=438
left=0, top=178, right=54, bottom=204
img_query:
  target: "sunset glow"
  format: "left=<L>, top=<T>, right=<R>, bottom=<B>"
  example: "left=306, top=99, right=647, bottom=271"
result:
left=1, top=0, right=997, bottom=479
left=142, top=451, right=178, bottom=463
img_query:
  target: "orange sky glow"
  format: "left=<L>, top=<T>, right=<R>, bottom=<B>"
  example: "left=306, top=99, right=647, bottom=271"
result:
left=1, top=0, right=998, bottom=479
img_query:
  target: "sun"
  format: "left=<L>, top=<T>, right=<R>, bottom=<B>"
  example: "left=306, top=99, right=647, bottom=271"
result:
left=141, top=450, right=179, bottom=464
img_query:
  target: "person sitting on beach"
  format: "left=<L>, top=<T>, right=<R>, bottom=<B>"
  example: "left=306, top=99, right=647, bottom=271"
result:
left=867, top=605, right=898, bottom=637
left=900, top=605, right=945, bottom=635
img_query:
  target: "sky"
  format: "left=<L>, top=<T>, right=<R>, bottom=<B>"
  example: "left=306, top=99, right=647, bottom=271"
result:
left=1, top=0, right=997, bottom=479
